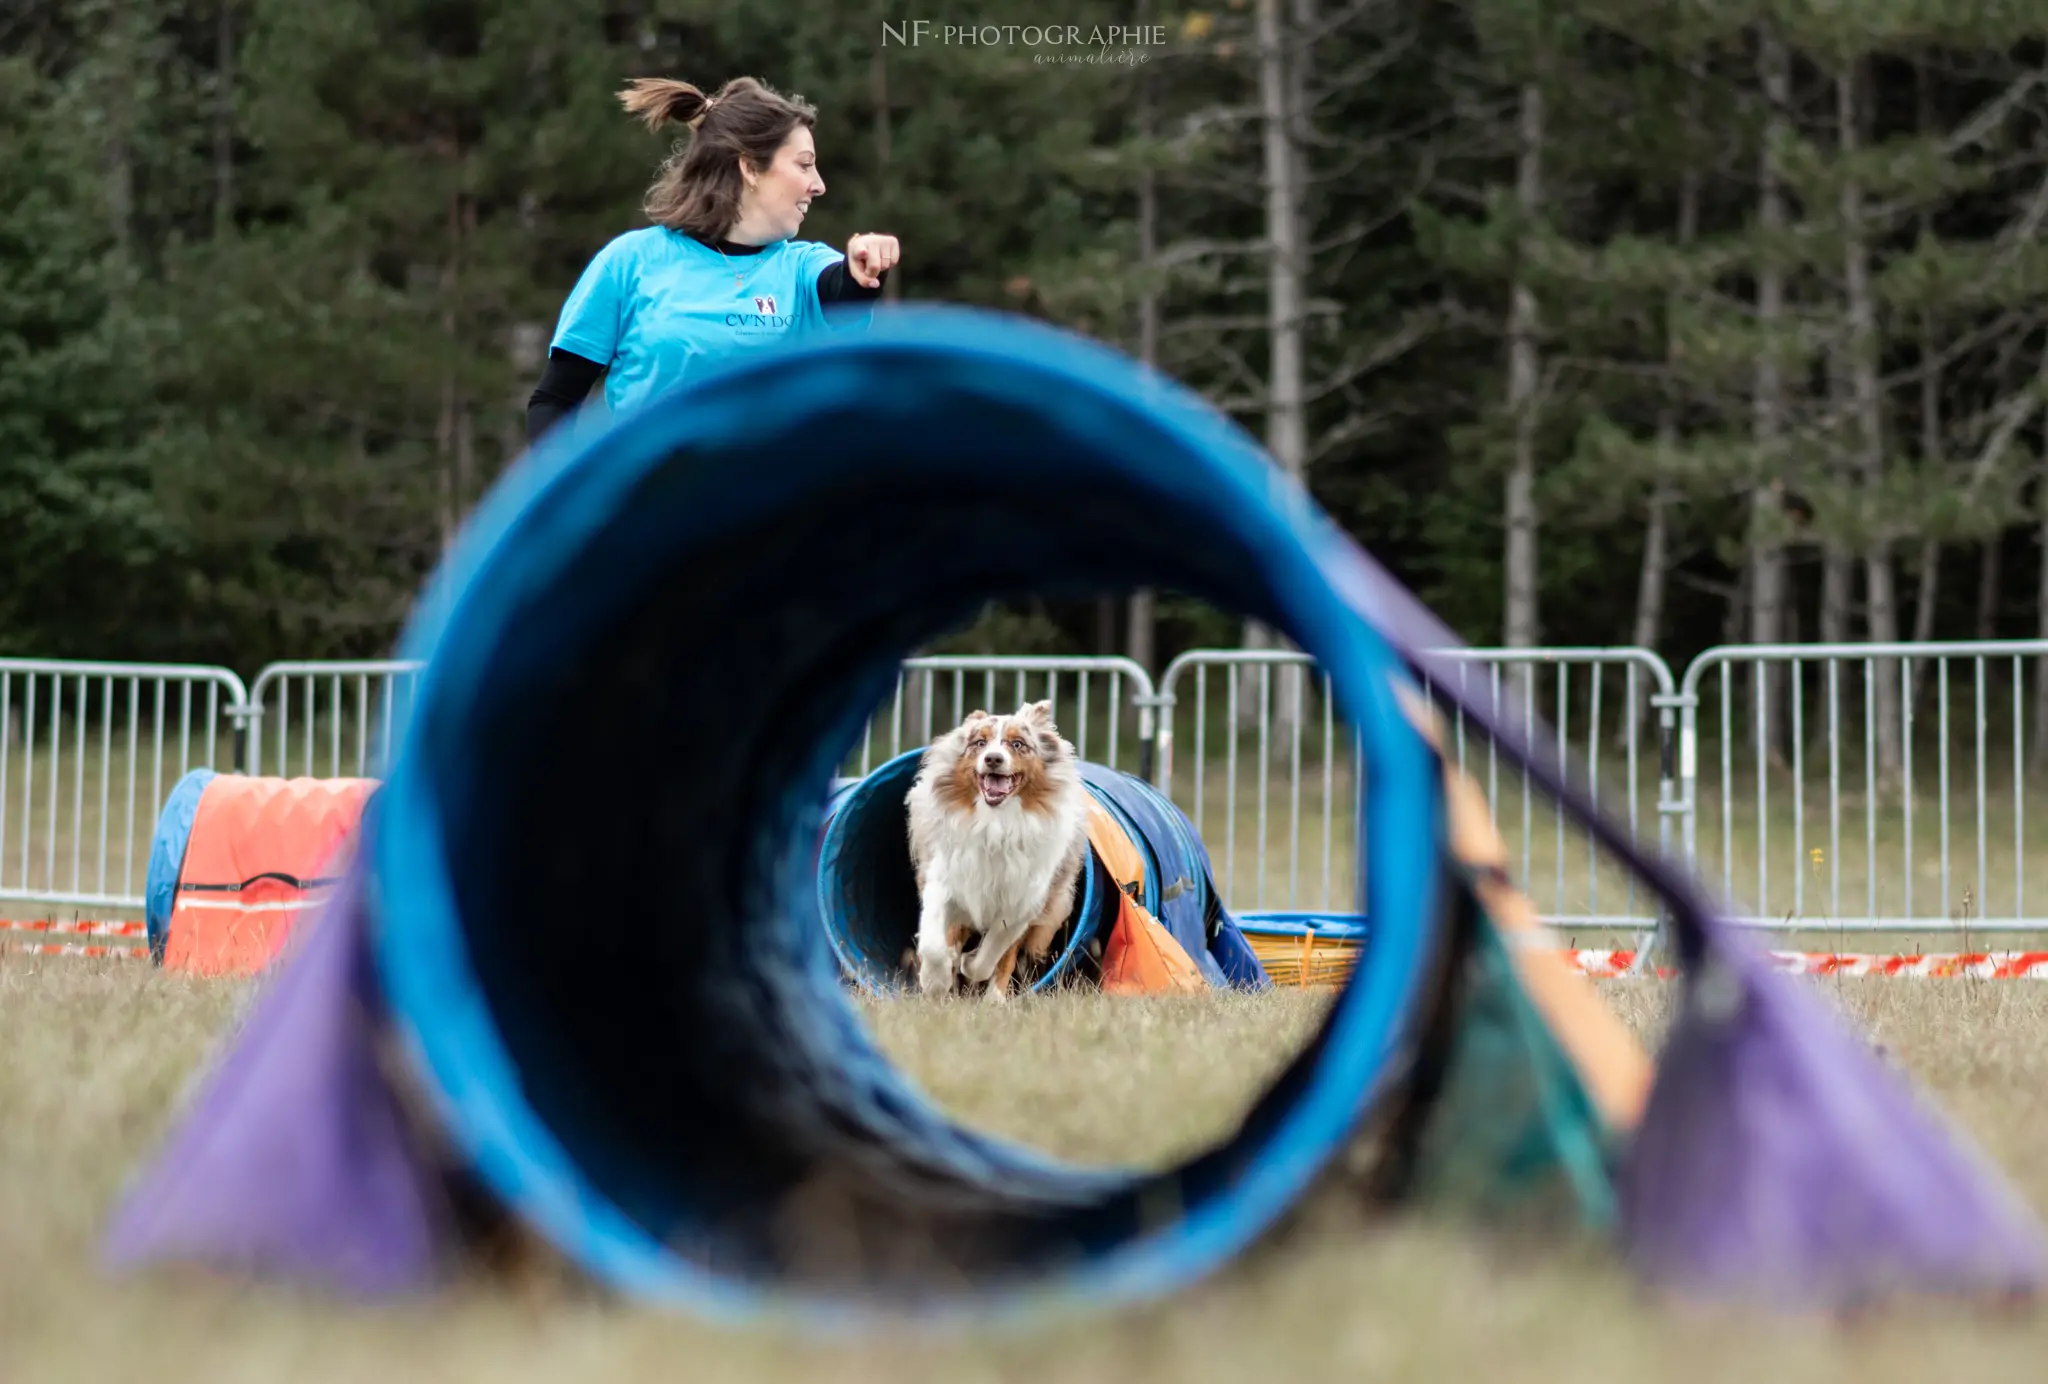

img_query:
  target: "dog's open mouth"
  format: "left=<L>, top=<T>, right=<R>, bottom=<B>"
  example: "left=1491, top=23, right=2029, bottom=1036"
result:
left=978, top=773, right=1017, bottom=806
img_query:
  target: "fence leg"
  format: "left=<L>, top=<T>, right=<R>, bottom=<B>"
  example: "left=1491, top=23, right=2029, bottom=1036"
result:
left=232, top=706, right=261, bottom=775
left=1628, top=690, right=1693, bottom=977
left=1135, top=691, right=1171, bottom=788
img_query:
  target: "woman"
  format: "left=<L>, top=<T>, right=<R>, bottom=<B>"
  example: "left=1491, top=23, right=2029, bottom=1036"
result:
left=526, top=76, right=902, bottom=443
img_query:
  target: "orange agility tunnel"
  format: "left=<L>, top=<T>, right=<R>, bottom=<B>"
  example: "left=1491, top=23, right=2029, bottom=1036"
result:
left=144, top=769, right=377, bottom=975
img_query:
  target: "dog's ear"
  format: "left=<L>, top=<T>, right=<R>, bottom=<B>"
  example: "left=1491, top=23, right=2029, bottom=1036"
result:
left=1021, top=699, right=1054, bottom=726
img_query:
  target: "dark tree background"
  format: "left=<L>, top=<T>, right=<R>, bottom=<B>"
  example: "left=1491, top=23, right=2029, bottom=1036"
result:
left=6, top=0, right=2047, bottom=708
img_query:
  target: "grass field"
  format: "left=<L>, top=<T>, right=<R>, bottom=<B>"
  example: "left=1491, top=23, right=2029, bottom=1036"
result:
left=7, top=953, right=2048, bottom=1383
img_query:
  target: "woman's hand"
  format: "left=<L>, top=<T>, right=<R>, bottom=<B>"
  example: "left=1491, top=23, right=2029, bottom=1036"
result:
left=847, top=233, right=900, bottom=289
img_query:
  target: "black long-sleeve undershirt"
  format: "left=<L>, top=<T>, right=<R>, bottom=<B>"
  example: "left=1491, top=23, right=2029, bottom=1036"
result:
left=524, top=350, right=607, bottom=444
left=525, top=234, right=889, bottom=444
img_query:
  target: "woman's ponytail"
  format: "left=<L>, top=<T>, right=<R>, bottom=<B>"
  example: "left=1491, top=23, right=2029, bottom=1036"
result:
left=617, top=77, right=711, bottom=132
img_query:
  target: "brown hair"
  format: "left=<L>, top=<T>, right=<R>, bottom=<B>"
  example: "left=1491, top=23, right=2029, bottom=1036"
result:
left=618, top=76, right=818, bottom=241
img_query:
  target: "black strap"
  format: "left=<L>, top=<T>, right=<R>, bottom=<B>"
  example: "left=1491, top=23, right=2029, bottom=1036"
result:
left=178, top=872, right=346, bottom=893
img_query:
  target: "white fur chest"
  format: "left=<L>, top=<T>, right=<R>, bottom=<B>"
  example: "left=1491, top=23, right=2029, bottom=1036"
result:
left=914, top=793, right=1088, bottom=932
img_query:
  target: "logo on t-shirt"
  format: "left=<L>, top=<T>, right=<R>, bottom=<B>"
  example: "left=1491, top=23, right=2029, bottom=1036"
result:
left=727, top=292, right=795, bottom=332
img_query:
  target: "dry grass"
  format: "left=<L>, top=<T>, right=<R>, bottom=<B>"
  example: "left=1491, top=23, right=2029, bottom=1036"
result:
left=7, top=951, right=2048, bottom=1383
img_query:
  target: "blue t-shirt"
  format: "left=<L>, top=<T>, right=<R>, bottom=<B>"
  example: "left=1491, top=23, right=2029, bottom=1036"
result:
left=549, top=227, right=852, bottom=423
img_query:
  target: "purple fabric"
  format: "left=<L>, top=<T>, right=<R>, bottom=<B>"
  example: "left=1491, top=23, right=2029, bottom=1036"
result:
left=1622, top=951, right=2048, bottom=1304
left=1318, top=528, right=2048, bottom=1306
left=102, top=859, right=453, bottom=1295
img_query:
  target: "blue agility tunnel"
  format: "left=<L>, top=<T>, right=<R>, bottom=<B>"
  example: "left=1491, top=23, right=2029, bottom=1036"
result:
left=143, top=768, right=215, bottom=963
left=105, top=304, right=2048, bottom=1330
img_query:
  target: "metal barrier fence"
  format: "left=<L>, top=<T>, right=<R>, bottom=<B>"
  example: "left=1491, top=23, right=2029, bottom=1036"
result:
left=1680, top=640, right=2048, bottom=932
left=0, top=660, right=248, bottom=909
left=3, top=642, right=2043, bottom=936
left=244, top=661, right=423, bottom=779
left=1154, top=647, right=1682, bottom=932
left=238, top=655, right=1161, bottom=784
left=840, top=656, right=1159, bottom=780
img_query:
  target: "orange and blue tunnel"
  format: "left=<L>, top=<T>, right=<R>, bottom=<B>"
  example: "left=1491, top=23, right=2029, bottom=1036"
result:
left=145, top=768, right=376, bottom=975
left=103, top=305, right=2048, bottom=1328
left=820, top=752, right=1269, bottom=996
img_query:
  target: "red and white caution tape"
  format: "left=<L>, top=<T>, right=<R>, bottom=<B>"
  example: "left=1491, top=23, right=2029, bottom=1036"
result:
left=1564, top=949, right=2048, bottom=980
left=6, top=918, right=2048, bottom=980
left=0, top=918, right=145, bottom=938
left=1250, top=932, right=2048, bottom=985
left=0, top=918, right=149, bottom=959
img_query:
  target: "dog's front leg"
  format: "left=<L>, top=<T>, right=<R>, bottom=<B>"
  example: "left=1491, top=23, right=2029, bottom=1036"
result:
left=980, top=933, right=1029, bottom=1002
left=961, top=917, right=1026, bottom=988
left=914, top=878, right=961, bottom=997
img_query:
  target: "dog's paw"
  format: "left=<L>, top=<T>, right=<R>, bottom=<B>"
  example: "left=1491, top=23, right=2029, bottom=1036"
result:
left=960, top=944, right=1001, bottom=985
left=916, top=944, right=958, bottom=997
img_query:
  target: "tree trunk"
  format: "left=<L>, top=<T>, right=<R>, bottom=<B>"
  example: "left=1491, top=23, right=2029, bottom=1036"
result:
left=458, top=186, right=480, bottom=513
left=455, top=393, right=476, bottom=531
left=1820, top=345, right=1853, bottom=645
left=1630, top=112, right=1698, bottom=663
left=1501, top=75, right=1544, bottom=734
left=872, top=39, right=900, bottom=305
left=1125, top=592, right=1157, bottom=675
left=1503, top=78, right=1544, bottom=672
left=1978, top=539, right=2002, bottom=639
left=104, top=0, right=138, bottom=254
left=1840, top=62, right=1902, bottom=782
left=213, top=0, right=235, bottom=234
left=1907, top=490, right=1942, bottom=723
left=1622, top=93, right=1697, bottom=751
left=1094, top=599, right=1117, bottom=655
left=436, top=372, right=457, bottom=553
left=1819, top=553, right=1853, bottom=643
left=1909, top=512, right=1941, bottom=695
left=2035, top=447, right=2048, bottom=776
left=1908, top=63, right=1941, bottom=712
left=436, top=168, right=465, bottom=552
left=1241, top=0, right=1308, bottom=732
left=1127, top=0, right=1159, bottom=675
left=1750, top=30, right=1792, bottom=765
left=1725, top=561, right=1752, bottom=644
left=1909, top=545, right=1939, bottom=644
left=1631, top=455, right=1672, bottom=649
left=506, top=321, right=547, bottom=458
left=1970, top=340, right=2048, bottom=642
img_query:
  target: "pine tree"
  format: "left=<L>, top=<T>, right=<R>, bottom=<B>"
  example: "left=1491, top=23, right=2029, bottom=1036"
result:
left=0, top=54, right=188, bottom=659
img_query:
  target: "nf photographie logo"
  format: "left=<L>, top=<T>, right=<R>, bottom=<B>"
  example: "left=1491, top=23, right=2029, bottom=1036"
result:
left=881, top=20, right=1168, bottom=65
